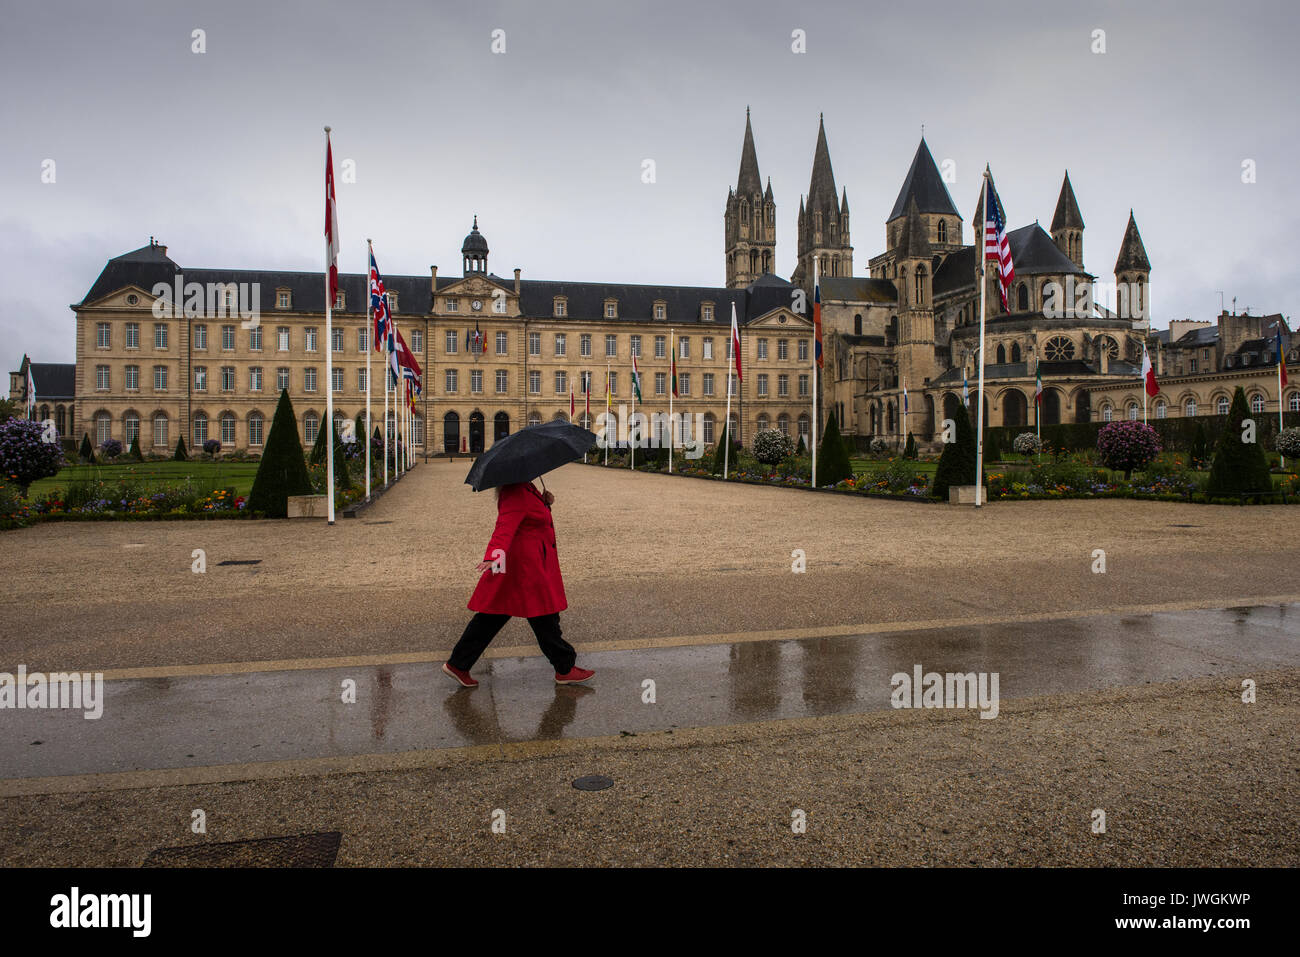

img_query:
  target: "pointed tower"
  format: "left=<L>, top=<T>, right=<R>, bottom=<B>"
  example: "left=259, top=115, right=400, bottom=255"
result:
left=1114, top=210, right=1151, bottom=322
left=792, top=114, right=853, bottom=289
left=1051, top=172, right=1084, bottom=269
left=724, top=108, right=776, bottom=288
left=887, top=139, right=961, bottom=255
left=895, top=197, right=937, bottom=387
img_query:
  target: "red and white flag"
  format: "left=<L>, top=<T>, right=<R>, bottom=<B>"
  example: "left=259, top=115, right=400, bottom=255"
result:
left=324, top=130, right=340, bottom=305
left=570, top=387, right=575, bottom=419
left=1141, top=343, right=1158, bottom=397
left=730, top=302, right=743, bottom=381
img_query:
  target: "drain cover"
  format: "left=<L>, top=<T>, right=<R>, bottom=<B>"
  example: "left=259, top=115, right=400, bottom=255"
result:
left=145, top=831, right=341, bottom=867
left=572, top=775, right=614, bottom=791
left=216, top=559, right=262, bottom=566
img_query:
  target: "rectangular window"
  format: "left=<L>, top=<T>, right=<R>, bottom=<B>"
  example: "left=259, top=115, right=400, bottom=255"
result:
left=222, top=325, right=236, bottom=350
left=154, top=365, right=168, bottom=390
left=446, top=298, right=458, bottom=312
left=654, top=304, right=665, bottom=320
left=125, top=322, right=140, bottom=349
left=554, top=299, right=566, bottom=317
left=154, top=324, right=168, bottom=349
left=1189, top=358, right=1198, bottom=373
left=125, top=417, right=139, bottom=444
left=655, top=336, right=666, bottom=359
left=778, top=339, right=789, bottom=360
left=304, top=368, right=317, bottom=392
left=496, top=370, right=508, bottom=393
left=334, top=291, right=345, bottom=311
left=332, top=328, right=344, bottom=352
left=95, top=365, right=109, bottom=390
left=496, top=331, right=508, bottom=355
left=493, top=296, right=506, bottom=315
left=446, top=329, right=458, bottom=354
left=96, top=323, right=111, bottom=348
left=798, top=339, right=808, bottom=361
left=358, top=328, right=369, bottom=352
left=192, top=324, right=207, bottom=350
left=276, top=368, right=289, bottom=391
left=529, top=370, right=541, bottom=394
left=154, top=416, right=168, bottom=447
left=411, top=329, right=423, bottom=353
left=332, top=368, right=343, bottom=392
left=605, top=335, right=617, bottom=357
left=655, top=372, right=666, bottom=395
left=445, top=369, right=458, bottom=393
left=471, top=369, right=483, bottom=393
left=194, top=366, right=207, bottom=392
left=305, top=328, right=318, bottom=352
left=580, top=334, right=592, bottom=357
left=630, top=335, right=641, bottom=357
left=555, top=371, right=567, bottom=394
left=221, top=415, right=236, bottom=445
left=277, top=290, right=290, bottom=309
left=758, top=374, right=769, bottom=397
left=249, top=367, right=263, bottom=391
left=679, top=373, right=690, bottom=395
left=192, top=415, right=207, bottom=447
left=529, top=332, right=541, bottom=356
left=702, top=337, right=714, bottom=360
left=702, top=373, right=714, bottom=396
left=702, top=305, right=714, bottom=322
left=757, top=338, right=768, bottom=360
left=358, top=368, right=368, bottom=391
left=248, top=416, right=264, bottom=446
left=605, top=303, right=616, bottom=318
left=125, top=365, right=139, bottom=390
left=277, top=327, right=290, bottom=351
left=221, top=366, right=235, bottom=391
left=680, top=336, right=689, bottom=358
left=249, top=326, right=262, bottom=351
left=608, top=372, right=617, bottom=395
left=555, top=334, right=566, bottom=357
left=778, top=374, right=789, bottom=397
left=798, top=374, right=809, bottom=397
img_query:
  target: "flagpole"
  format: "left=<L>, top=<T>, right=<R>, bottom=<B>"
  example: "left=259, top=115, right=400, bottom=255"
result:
left=974, top=167, right=989, bottom=508
left=383, top=354, right=389, bottom=486
left=604, top=363, right=610, bottom=467
left=724, top=302, right=735, bottom=480
left=365, top=240, right=372, bottom=500
left=631, top=354, right=637, bottom=471
left=668, top=328, right=674, bottom=474
left=324, top=127, right=336, bottom=526
left=811, top=256, right=819, bottom=488
left=1279, top=349, right=1286, bottom=470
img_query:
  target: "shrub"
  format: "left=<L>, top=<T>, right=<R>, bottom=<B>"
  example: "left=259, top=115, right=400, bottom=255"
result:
left=173, top=436, right=188, bottom=461
left=78, top=433, right=95, bottom=463
left=933, top=407, right=982, bottom=501
left=984, top=429, right=1002, bottom=462
left=1096, top=420, right=1161, bottom=479
left=1190, top=421, right=1210, bottom=468
left=0, top=417, right=66, bottom=492
left=752, top=428, right=794, bottom=465
left=817, top=415, right=853, bottom=486
left=1206, top=387, right=1272, bottom=495
left=1274, top=427, right=1300, bottom=458
left=248, top=389, right=312, bottom=517
left=100, top=438, right=123, bottom=459
left=710, top=423, right=738, bottom=474
left=203, top=438, right=221, bottom=457
left=869, top=436, right=891, bottom=455
left=903, top=431, right=917, bottom=459
left=1012, top=431, right=1042, bottom=455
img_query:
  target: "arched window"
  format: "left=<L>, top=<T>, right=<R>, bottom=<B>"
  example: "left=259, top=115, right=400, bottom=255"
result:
left=854, top=314, right=862, bottom=336
left=996, top=344, right=1007, bottom=364
left=153, top=414, right=169, bottom=447
left=1251, top=394, right=1266, bottom=414
left=221, top=412, right=236, bottom=445
left=937, top=220, right=947, bottom=243
left=95, top=411, right=111, bottom=446
left=411, top=414, right=424, bottom=446
left=1290, top=393, right=1300, bottom=412
left=248, top=412, right=264, bottom=446
left=777, top=413, right=790, bottom=436
left=192, top=412, right=208, bottom=446
left=702, top=413, right=716, bottom=444
left=1156, top=401, right=1167, bottom=419
left=1043, top=337, right=1075, bottom=361
left=914, top=266, right=926, bottom=304
left=1185, top=399, right=1197, bottom=417
left=1216, top=396, right=1229, bottom=415
left=1102, top=405, right=1113, bottom=422
left=1016, top=283, right=1029, bottom=311
left=1127, top=402, right=1139, bottom=421
left=1011, top=342, right=1022, bottom=363
left=304, top=412, right=319, bottom=445
left=124, top=412, right=140, bottom=445
left=527, top=412, right=541, bottom=427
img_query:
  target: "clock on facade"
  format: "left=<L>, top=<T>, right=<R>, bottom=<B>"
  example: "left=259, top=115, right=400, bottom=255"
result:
left=472, top=299, right=483, bottom=311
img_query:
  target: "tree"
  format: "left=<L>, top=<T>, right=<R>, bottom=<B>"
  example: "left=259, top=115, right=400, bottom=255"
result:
left=308, top=415, right=329, bottom=465
left=903, top=431, right=917, bottom=459
left=173, top=436, right=188, bottom=461
left=1190, top=421, right=1209, bottom=468
left=933, top=406, right=982, bottom=501
left=1206, top=387, right=1272, bottom=496
left=248, top=389, right=312, bottom=517
left=753, top=428, right=794, bottom=465
left=817, top=414, right=853, bottom=486
left=0, top=399, right=21, bottom=420
left=127, top=435, right=144, bottom=461
left=78, top=433, right=95, bottom=463
left=983, top=429, right=1002, bottom=463
left=711, top=423, right=739, bottom=473
left=0, top=417, right=65, bottom=492
left=1096, top=420, right=1161, bottom=479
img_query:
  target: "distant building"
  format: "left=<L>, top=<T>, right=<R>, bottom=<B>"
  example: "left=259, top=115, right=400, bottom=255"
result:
left=7, top=355, right=76, bottom=435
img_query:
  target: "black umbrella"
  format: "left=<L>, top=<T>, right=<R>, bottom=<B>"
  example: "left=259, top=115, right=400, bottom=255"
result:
left=464, top=421, right=598, bottom=492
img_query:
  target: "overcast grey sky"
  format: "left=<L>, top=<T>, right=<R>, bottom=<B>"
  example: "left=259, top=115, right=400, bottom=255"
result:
left=2, top=0, right=1297, bottom=366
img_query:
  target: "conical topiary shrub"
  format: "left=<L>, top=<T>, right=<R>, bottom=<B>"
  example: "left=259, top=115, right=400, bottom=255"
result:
left=173, top=436, right=188, bottom=461
left=817, top=414, right=853, bottom=486
left=1206, top=387, right=1272, bottom=496
left=933, top=406, right=983, bottom=501
left=903, top=431, right=917, bottom=459
left=711, top=423, right=737, bottom=474
left=79, top=433, right=95, bottom=464
left=127, top=435, right=144, bottom=461
left=248, top=389, right=312, bottom=517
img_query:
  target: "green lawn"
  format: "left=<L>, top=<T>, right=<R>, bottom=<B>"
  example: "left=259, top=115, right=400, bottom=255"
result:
left=28, top=461, right=261, bottom=498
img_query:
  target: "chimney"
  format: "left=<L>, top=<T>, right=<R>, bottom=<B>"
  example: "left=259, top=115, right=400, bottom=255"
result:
left=430, top=265, right=437, bottom=297
left=514, top=268, right=521, bottom=295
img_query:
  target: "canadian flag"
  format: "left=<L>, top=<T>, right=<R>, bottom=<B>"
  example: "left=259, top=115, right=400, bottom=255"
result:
left=325, top=129, right=340, bottom=305
left=1141, top=344, right=1158, bottom=397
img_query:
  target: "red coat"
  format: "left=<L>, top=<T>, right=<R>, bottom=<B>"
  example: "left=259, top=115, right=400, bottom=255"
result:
left=468, top=482, right=568, bottom=618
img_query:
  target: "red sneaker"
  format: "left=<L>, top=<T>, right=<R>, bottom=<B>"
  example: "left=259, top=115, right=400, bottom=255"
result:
left=442, top=662, right=478, bottom=688
left=555, top=666, right=594, bottom=685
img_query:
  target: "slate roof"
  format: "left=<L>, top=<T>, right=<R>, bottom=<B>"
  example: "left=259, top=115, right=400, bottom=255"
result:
left=896, top=197, right=933, bottom=259
left=79, top=244, right=801, bottom=327
left=1115, top=211, right=1151, bottom=273
left=30, top=362, right=76, bottom=399
left=932, top=246, right=976, bottom=297
left=1007, top=224, right=1088, bottom=276
left=1050, top=172, right=1084, bottom=231
left=820, top=277, right=897, bottom=303
left=888, top=139, right=960, bottom=222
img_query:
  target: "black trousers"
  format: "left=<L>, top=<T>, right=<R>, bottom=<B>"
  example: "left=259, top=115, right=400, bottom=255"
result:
left=449, top=612, right=576, bottom=673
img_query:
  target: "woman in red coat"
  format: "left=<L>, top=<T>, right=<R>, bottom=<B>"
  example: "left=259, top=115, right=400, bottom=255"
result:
left=442, top=480, right=594, bottom=688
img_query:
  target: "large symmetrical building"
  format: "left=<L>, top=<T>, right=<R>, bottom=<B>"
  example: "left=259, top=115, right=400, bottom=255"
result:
left=10, top=111, right=1296, bottom=454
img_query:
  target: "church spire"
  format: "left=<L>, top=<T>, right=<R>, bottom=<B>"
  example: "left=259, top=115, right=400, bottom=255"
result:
left=724, top=109, right=775, bottom=289
left=1115, top=210, right=1150, bottom=273
left=806, top=113, right=839, bottom=218
left=1051, top=171, right=1084, bottom=231
left=736, top=105, right=762, bottom=197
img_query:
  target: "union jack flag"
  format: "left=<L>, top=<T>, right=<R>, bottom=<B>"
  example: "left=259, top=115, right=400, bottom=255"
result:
left=983, top=175, right=1015, bottom=311
left=369, top=251, right=391, bottom=350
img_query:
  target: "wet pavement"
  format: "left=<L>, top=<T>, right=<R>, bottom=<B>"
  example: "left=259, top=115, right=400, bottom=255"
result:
left=1, top=603, right=1296, bottom=782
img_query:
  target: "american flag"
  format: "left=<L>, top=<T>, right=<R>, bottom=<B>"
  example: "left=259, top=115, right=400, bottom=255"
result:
left=369, top=250, right=391, bottom=350
left=983, top=175, right=1014, bottom=311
